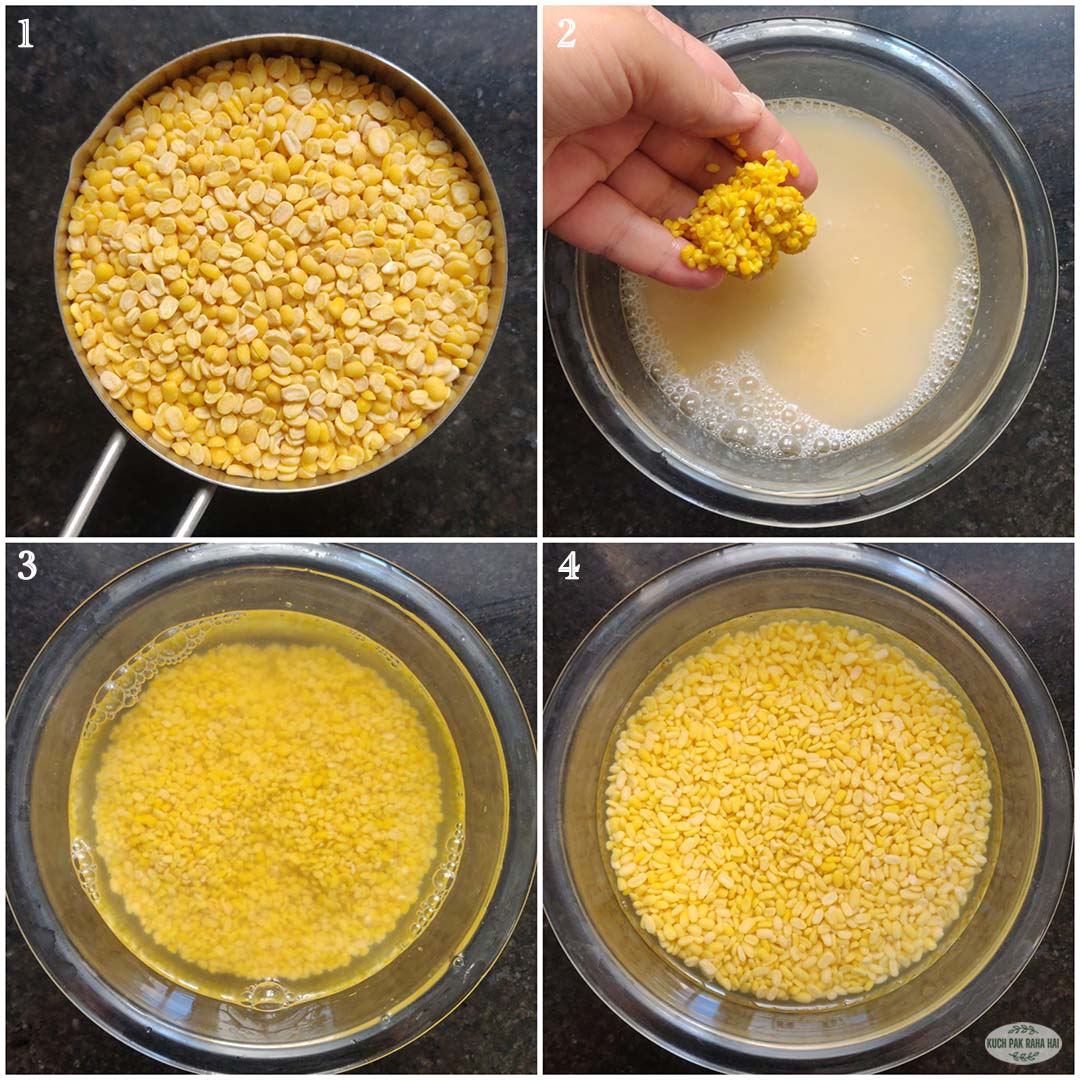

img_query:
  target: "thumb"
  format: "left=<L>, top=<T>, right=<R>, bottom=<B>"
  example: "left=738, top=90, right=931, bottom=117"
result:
left=622, top=19, right=764, bottom=136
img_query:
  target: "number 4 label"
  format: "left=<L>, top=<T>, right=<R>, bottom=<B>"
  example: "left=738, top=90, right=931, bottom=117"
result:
left=558, top=550, right=580, bottom=581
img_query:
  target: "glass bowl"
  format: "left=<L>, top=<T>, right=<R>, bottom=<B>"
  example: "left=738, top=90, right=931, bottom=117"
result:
left=543, top=544, right=1070, bottom=1071
left=7, top=543, right=535, bottom=1072
left=545, top=18, right=1057, bottom=526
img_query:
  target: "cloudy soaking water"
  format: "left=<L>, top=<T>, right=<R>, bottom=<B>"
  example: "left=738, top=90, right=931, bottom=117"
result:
left=68, top=609, right=465, bottom=1008
left=622, top=101, right=980, bottom=458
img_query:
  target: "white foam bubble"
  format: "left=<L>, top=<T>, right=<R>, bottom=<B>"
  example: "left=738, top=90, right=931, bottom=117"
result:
left=621, top=99, right=980, bottom=461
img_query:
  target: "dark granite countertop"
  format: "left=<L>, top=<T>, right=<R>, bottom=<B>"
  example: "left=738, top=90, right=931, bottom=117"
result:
left=544, top=6, right=1074, bottom=537
left=6, top=542, right=536, bottom=1073
left=7, top=6, right=536, bottom=538
left=542, top=542, right=1073, bottom=1073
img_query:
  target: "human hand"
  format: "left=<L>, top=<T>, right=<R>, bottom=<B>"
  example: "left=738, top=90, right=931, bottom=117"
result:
left=544, top=6, right=818, bottom=288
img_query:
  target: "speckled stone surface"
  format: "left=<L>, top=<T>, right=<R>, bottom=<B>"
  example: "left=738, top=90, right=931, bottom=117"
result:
left=6, top=543, right=536, bottom=1073
left=542, top=543, right=1073, bottom=1073
left=544, top=6, right=1074, bottom=537
left=7, top=6, right=536, bottom=538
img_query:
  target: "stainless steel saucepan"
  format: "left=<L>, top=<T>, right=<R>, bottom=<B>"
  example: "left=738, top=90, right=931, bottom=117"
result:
left=56, top=34, right=507, bottom=536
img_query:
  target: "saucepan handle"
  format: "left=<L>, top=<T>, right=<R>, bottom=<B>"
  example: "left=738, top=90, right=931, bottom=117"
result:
left=60, top=430, right=127, bottom=537
left=61, top=432, right=216, bottom=537
left=173, top=485, right=214, bottom=538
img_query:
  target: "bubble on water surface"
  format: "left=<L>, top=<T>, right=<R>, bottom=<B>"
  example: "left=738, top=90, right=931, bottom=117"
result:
left=82, top=613, right=243, bottom=738
left=407, top=822, right=465, bottom=941
left=241, top=979, right=296, bottom=1011
left=71, top=838, right=100, bottom=903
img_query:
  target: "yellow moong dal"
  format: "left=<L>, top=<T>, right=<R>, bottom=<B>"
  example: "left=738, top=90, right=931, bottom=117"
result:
left=664, top=150, right=816, bottom=278
left=605, top=617, right=991, bottom=1003
left=82, top=639, right=446, bottom=984
left=64, top=53, right=495, bottom=481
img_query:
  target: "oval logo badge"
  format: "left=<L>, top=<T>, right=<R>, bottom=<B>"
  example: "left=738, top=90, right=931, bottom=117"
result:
left=986, top=1023, right=1062, bottom=1065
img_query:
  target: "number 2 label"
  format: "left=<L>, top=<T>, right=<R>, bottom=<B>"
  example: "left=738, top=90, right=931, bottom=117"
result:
left=557, top=18, right=576, bottom=48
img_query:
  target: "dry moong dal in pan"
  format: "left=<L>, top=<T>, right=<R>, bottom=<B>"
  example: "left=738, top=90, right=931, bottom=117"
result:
left=605, top=616, right=991, bottom=1003
left=64, top=53, right=495, bottom=481
left=69, top=610, right=465, bottom=1001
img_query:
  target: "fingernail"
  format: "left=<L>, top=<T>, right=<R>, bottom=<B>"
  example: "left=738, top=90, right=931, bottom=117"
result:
left=733, top=91, right=765, bottom=115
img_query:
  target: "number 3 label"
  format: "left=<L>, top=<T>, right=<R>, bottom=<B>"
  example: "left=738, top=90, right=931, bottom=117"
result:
left=17, top=549, right=37, bottom=580
left=557, top=18, right=576, bottom=48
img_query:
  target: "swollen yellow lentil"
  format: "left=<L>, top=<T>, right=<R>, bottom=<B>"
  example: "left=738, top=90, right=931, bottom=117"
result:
left=664, top=150, right=816, bottom=278
left=605, top=617, right=991, bottom=1003
left=88, top=641, right=444, bottom=981
left=65, top=53, right=495, bottom=480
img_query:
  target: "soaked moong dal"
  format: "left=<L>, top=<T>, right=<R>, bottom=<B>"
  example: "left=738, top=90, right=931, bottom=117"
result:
left=605, top=614, right=992, bottom=1003
left=69, top=610, right=464, bottom=1004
